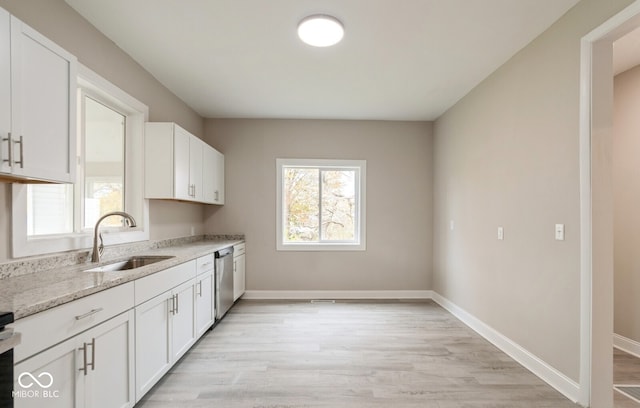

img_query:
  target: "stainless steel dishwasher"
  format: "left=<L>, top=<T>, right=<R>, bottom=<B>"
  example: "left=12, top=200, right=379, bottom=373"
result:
left=215, top=247, right=235, bottom=320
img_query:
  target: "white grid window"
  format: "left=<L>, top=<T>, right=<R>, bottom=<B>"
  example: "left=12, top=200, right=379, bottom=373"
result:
left=276, top=158, right=366, bottom=251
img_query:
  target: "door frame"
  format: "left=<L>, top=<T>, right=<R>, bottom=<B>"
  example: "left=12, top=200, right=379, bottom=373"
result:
left=580, top=1, right=640, bottom=406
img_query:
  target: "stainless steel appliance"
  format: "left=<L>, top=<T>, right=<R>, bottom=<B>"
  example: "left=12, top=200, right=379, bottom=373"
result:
left=215, top=247, right=234, bottom=320
left=0, top=312, right=19, bottom=408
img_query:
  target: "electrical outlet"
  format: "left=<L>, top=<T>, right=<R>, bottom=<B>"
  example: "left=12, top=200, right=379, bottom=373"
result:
left=555, top=224, right=565, bottom=241
left=497, top=227, right=504, bottom=240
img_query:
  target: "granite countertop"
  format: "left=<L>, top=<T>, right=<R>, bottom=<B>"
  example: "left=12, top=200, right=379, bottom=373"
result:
left=0, top=239, right=243, bottom=320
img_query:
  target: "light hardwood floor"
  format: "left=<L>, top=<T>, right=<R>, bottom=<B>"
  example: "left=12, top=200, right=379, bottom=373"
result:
left=137, top=300, right=579, bottom=408
left=614, top=348, right=640, bottom=408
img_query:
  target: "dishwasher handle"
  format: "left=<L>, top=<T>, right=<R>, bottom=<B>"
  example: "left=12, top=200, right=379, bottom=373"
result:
left=214, top=247, right=234, bottom=258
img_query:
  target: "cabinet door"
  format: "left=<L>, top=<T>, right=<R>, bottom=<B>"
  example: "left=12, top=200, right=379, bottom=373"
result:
left=202, top=145, right=216, bottom=204
left=213, top=148, right=225, bottom=204
left=10, top=16, right=76, bottom=183
left=0, top=8, right=10, bottom=175
left=135, top=292, right=172, bottom=401
left=84, top=311, right=135, bottom=408
left=173, top=126, right=191, bottom=201
left=14, top=335, right=81, bottom=408
left=171, top=279, right=196, bottom=362
left=189, top=136, right=203, bottom=201
left=195, top=271, right=214, bottom=337
left=233, top=254, right=246, bottom=301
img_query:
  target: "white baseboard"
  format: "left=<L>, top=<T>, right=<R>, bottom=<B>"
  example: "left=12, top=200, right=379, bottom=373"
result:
left=431, top=292, right=580, bottom=404
left=242, top=290, right=434, bottom=300
left=614, top=333, right=640, bottom=358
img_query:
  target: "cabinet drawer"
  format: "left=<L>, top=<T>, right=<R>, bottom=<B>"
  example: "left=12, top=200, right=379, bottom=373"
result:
left=233, top=243, right=245, bottom=257
left=135, top=260, right=196, bottom=305
left=196, top=254, right=214, bottom=275
left=12, top=281, right=134, bottom=363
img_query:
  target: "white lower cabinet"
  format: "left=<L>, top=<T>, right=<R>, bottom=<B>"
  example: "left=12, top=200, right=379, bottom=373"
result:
left=170, top=279, right=196, bottom=363
left=134, top=291, right=171, bottom=400
left=83, top=311, right=135, bottom=408
left=195, top=270, right=214, bottom=338
left=233, top=243, right=246, bottom=301
left=134, top=277, right=196, bottom=402
left=13, top=311, right=135, bottom=408
left=12, top=246, right=242, bottom=406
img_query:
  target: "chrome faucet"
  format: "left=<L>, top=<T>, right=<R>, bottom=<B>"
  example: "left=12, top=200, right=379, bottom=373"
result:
left=91, top=211, right=137, bottom=263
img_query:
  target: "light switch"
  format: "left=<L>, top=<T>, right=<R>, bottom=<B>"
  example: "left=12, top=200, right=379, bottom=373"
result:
left=450, top=220, right=455, bottom=231
left=555, top=224, right=565, bottom=241
left=497, top=227, right=504, bottom=240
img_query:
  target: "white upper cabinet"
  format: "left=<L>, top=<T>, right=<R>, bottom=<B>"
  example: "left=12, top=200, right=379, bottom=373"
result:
left=145, top=122, right=224, bottom=205
left=203, top=144, right=224, bottom=204
left=173, top=124, right=191, bottom=200
left=213, top=148, right=225, bottom=204
left=189, top=135, right=204, bottom=202
left=0, top=12, right=77, bottom=183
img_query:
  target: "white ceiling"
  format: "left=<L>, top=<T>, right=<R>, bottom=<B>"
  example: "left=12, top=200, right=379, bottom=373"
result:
left=65, top=0, right=582, bottom=121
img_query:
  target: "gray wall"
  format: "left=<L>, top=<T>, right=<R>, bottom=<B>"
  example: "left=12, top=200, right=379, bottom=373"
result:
left=614, top=65, right=640, bottom=343
left=0, top=0, right=206, bottom=262
left=204, top=119, right=433, bottom=292
left=433, top=0, right=633, bottom=383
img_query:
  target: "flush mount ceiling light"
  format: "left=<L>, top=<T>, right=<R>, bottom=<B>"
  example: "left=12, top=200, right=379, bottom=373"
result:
left=297, top=15, right=344, bottom=47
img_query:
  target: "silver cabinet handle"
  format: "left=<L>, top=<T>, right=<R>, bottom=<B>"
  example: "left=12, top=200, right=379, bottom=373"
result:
left=88, top=338, right=96, bottom=371
left=214, top=190, right=219, bottom=201
left=78, top=338, right=96, bottom=375
left=196, top=281, right=202, bottom=297
left=169, top=295, right=175, bottom=315
left=2, top=133, right=11, bottom=166
left=14, top=136, right=23, bottom=168
left=175, top=293, right=179, bottom=314
left=75, top=308, right=103, bottom=320
left=79, top=342, right=88, bottom=375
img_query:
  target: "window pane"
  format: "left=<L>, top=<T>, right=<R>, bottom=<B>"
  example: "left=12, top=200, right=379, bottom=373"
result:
left=283, top=168, right=319, bottom=242
left=321, top=170, right=356, bottom=241
left=83, top=96, right=125, bottom=228
left=27, top=185, right=74, bottom=236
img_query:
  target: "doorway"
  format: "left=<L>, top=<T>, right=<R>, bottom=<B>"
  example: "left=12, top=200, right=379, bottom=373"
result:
left=580, top=1, right=640, bottom=406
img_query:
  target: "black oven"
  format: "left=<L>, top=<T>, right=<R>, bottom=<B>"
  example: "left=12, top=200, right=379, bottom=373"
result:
left=0, top=312, right=16, bottom=408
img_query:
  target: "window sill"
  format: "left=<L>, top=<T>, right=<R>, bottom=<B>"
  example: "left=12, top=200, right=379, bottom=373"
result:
left=277, top=242, right=366, bottom=251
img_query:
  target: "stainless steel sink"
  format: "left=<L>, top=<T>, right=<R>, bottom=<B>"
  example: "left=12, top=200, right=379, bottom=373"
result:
left=83, top=256, right=174, bottom=273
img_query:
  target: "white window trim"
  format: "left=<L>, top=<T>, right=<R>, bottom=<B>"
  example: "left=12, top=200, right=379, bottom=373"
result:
left=276, top=158, right=366, bottom=251
left=12, top=63, right=150, bottom=258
